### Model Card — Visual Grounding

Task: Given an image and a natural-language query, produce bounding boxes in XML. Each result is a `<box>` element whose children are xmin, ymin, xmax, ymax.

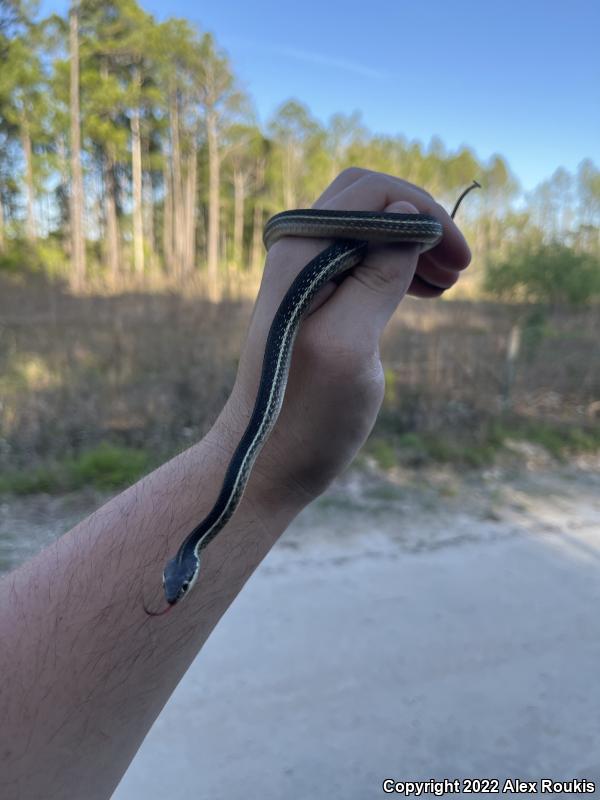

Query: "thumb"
<box><xmin>317</xmin><ymin>200</ymin><xmax>420</xmax><ymax>346</ymax></box>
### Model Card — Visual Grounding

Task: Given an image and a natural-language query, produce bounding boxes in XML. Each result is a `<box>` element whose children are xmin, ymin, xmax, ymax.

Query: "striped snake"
<box><xmin>145</xmin><ymin>181</ymin><xmax>480</xmax><ymax>615</ymax></box>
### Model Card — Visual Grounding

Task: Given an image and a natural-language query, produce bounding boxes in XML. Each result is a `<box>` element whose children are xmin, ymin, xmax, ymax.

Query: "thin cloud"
<box><xmin>226</xmin><ymin>34</ymin><xmax>386</xmax><ymax>80</ymax></box>
<box><xmin>272</xmin><ymin>44</ymin><xmax>387</xmax><ymax>80</ymax></box>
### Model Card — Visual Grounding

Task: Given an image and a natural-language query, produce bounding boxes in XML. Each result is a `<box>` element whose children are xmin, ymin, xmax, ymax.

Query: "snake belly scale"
<box><xmin>148</xmin><ymin>209</ymin><xmax>446</xmax><ymax>614</ymax></box>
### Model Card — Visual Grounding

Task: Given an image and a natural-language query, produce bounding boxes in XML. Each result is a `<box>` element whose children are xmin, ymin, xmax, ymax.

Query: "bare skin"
<box><xmin>0</xmin><ymin>168</ymin><xmax>471</xmax><ymax>800</ymax></box>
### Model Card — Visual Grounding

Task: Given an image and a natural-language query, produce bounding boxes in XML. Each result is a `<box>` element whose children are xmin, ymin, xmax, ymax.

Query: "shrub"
<box><xmin>485</xmin><ymin>242</ymin><xmax>600</xmax><ymax>306</ymax></box>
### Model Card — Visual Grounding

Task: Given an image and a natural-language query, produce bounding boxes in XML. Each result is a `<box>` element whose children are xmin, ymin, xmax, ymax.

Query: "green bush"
<box><xmin>366</xmin><ymin>418</ymin><xmax>600</xmax><ymax>472</ymax></box>
<box><xmin>0</xmin><ymin>466</ymin><xmax>62</xmax><ymax>495</ymax></box>
<box><xmin>485</xmin><ymin>242</ymin><xmax>600</xmax><ymax>306</ymax></box>
<box><xmin>368</xmin><ymin>439</ymin><xmax>397</xmax><ymax>470</ymax></box>
<box><xmin>65</xmin><ymin>443</ymin><xmax>152</xmax><ymax>489</ymax></box>
<box><xmin>0</xmin><ymin>238</ymin><xmax>68</xmax><ymax>278</ymax></box>
<box><xmin>0</xmin><ymin>443</ymin><xmax>153</xmax><ymax>495</ymax></box>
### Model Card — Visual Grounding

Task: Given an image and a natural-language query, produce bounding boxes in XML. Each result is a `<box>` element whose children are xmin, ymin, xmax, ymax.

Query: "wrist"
<box><xmin>209</xmin><ymin>393</ymin><xmax>312</xmax><ymax>539</ymax></box>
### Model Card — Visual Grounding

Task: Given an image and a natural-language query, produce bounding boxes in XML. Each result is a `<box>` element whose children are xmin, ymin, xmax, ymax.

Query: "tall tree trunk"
<box><xmin>20</xmin><ymin>122</ymin><xmax>36</xmax><ymax>241</ymax></box>
<box><xmin>183</xmin><ymin>140</ymin><xmax>197</xmax><ymax>275</ymax></box>
<box><xmin>251</xmin><ymin>201</ymin><xmax>264</xmax><ymax>275</ymax></box>
<box><xmin>283</xmin><ymin>140</ymin><xmax>296</xmax><ymax>209</ymax></box>
<box><xmin>232</xmin><ymin>167</ymin><xmax>245</xmax><ymax>268</ymax></box>
<box><xmin>69</xmin><ymin>1</ymin><xmax>85</xmax><ymax>289</ymax></box>
<box><xmin>0</xmin><ymin>191</ymin><xmax>5</xmax><ymax>252</ymax></box>
<box><xmin>162</xmin><ymin>155</ymin><xmax>174</xmax><ymax>274</ymax></box>
<box><xmin>103</xmin><ymin>150</ymin><xmax>120</xmax><ymax>281</ymax></box>
<box><xmin>130</xmin><ymin>66</ymin><xmax>144</xmax><ymax>275</ymax></box>
<box><xmin>251</xmin><ymin>156</ymin><xmax>266</xmax><ymax>274</ymax></box>
<box><xmin>56</xmin><ymin>135</ymin><xmax>70</xmax><ymax>251</ymax></box>
<box><xmin>99</xmin><ymin>61</ymin><xmax>120</xmax><ymax>280</ymax></box>
<box><xmin>206</xmin><ymin>109</ymin><xmax>220</xmax><ymax>297</ymax></box>
<box><xmin>142</xmin><ymin>137</ymin><xmax>155</xmax><ymax>268</ymax></box>
<box><xmin>220</xmin><ymin>220</ymin><xmax>227</xmax><ymax>268</ymax></box>
<box><xmin>170</xmin><ymin>90</ymin><xmax>183</xmax><ymax>278</ymax></box>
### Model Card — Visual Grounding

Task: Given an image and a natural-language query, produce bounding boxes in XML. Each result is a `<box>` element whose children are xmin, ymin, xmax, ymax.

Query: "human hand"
<box><xmin>222</xmin><ymin>168</ymin><xmax>472</xmax><ymax>512</ymax></box>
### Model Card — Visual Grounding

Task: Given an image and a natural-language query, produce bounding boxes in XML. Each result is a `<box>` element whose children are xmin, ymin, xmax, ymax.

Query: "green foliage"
<box><xmin>366</xmin><ymin>418</ymin><xmax>600</xmax><ymax>471</ymax></box>
<box><xmin>0</xmin><ymin>443</ymin><xmax>153</xmax><ymax>494</ymax></box>
<box><xmin>484</xmin><ymin>241</ymin><xmax>600</xmax><ymax>305</ymax></box>
<box><xmin>500</xmin><ymin>419</ymin><xmax>600</xmax><ymax>460</ymax></box>
<box><xmin>395</xmin><ymin>431</ymin><xmax>501</xmax><ymax>468</ymax></box>
<box><xmin>0</xmin><ymin>237</ymin><xmax>68</xmax><ymax>276</ymax></box>
<box><xmin>520</xmin><ymin>307</ymin><xmax>550</xmax><ymax>357</ymax></box>
<box><xmin>0</xmin><ymin>464</ymin><xmax>62</xmax><ymax>494</ymax></box>
<box><xmin>64</xmin><ymin>442</ymin><xmax>152</xmax><ymax>489</ymax></box>
<box><xmin>0</xmin><ymin>0</ymin><xmax>597</xmax><ymax>293</ymax></box>
<box><xmin>368</xmin><ymin>439</ymin><xmax>397</xmax><ymax>470</ymax></box>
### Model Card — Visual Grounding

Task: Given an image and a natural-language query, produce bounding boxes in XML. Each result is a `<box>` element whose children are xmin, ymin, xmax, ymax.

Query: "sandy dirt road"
<box><xmin>2</xmin><ymin>460</ymin><xmax>600</xmax><ymax>798</ymax></box>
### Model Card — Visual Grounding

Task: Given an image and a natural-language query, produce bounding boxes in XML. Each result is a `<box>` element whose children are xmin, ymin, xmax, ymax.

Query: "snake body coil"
<box><xmin>149</xmin><ymin>200</ymin><xmax>477</xmax><ymax>613</ymax></box>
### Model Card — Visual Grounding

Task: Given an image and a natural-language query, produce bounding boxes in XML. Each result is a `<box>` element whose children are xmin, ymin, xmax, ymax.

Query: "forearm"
<box><xmin>0</xmin><ymin>400</ymin><xmax>304</xmax><ymax>800</ymax></box>
<box><xmin>0</xmin><ymin>168</ymin><xmax>472</xmax><ymax>800</ymax></box>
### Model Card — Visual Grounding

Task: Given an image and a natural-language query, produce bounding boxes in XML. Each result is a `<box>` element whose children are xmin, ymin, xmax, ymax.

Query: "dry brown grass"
<box><xmin>380</xmin><ymin>300</ymin><xmax>600</xmax><ymax>432</ymax></box>
<box><xmin>1</xmin><ymin>272</ymin><xmax>598</xmax><ymax>470</ymax></box>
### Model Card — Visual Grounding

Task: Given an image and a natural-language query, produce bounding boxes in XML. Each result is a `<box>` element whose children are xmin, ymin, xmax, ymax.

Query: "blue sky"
<box><xmin>42</xmin><ymin>0</ymin><xmax>599</xmax><ymax>193</ymax></box>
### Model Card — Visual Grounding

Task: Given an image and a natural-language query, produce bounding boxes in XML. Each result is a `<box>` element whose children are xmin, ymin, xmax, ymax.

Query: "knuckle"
<box><xmin>358</xmin><ymin>171</ymin><xmax>384</xmax><ymax>190</ymax></box>
<box><xmin>419</xmin><ymin>185</ymin><xmax>435</xmax><ymax>203</ymax></box>
<box><xmin>393</xmin><ymin>176</ymin><xmax>434</xmax><ymax>203</ymax></box>
<box><xmin>333</xmin><ymin>352</ymin><xmax>385</xmax><ymax>399</ymax></box>
<box><xmin>337</xmin><ymin>166</ymin><xmax>367</xmax><ymax>183</ymax></box>
<box><xmin>434</xmin><ymin>198</ymin><xmax>451</xmax><ymax>219</ymax></box>
<box><xmin>294</xmin><ymin>328</ymin><xmax>372</xmax><ymax>374</ymax></box>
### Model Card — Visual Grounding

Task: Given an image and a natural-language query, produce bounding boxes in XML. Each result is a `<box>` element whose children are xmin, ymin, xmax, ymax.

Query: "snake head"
<box><xmin>162</xmin><ymin>551</ymin><xmax>200</xmax><ymax>605</ymax></box>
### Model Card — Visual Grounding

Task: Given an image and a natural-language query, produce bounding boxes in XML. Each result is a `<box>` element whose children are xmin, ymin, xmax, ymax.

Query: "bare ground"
<box><xmin>2</xmin><ymin>452</ymin><xmax>600</xmax><ymax>575</ymax></box>
<box><xmin>2</xmin><ymin>456</ymin><xmax>600</xmax><ymax>798</ymax></box>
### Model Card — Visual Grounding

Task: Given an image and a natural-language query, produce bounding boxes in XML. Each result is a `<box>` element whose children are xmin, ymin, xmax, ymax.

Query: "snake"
<box><xmin>144</xmin><ymin>181</ymin><xmax>480</xmax><ymax>616</ymax></box>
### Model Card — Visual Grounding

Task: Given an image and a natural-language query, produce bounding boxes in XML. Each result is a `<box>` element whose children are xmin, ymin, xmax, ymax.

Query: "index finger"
<box><xmin>314</xmin><ymin>168</ymin><xmax>472</xmax><ymax>270</ymax></box>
